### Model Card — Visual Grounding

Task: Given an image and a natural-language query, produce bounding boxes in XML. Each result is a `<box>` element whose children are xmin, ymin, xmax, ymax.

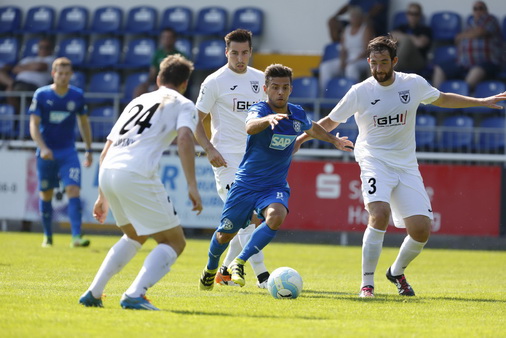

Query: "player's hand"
<box><xmin>188</xmin><ymin>185</ymin><xmax>203</xmax><ymax>215</ymax></box>
<box><xmin>292</xmin><ymin>138</ymin><xmax>303</xmax><ymax>154</ymax></box>
<box><xmin>269</xmin><ymin>114</ymin><xmax>289</xmax><ymax>129</ymax></box>
<box><xmin>93</xmin><ymin>197</ymin><xmax>109</xmax><ymax>223</ymax></box>
<box><xmin>483</xmin><ymin>91</ymin><xmax>506</xmax><ymax>109</ymax></box>
<box><xmin>333</xmin><ymin>135</ymin><xmax>354</xmax><ymax>152</ymax></box>
<box><xmin>206</xmin><ymin>147</ymin><xmax>227</xmax><ymax>168</ymax></box>
<box><xmin>40</xmin><ymin>147</ymin><xmax>54</xmax><ymax>160</ymax></box>
<box><xmin>83</xmin><ymin>151</ymin><xmax>92</xmax><ymax>168</ymax></box>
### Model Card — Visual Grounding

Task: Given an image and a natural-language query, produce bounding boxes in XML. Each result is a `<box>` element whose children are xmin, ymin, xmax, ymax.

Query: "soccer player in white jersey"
<box><xmin>296</xmin><ymin>35</ymin><xmax>506</xmax><ymax>298</ymax></box>
<box><xmin>79</xmin><ymin>55</ymin><xmax>203</xmax><ymax>310</ymax></box>
<box><xmin>195</xmin><ymin>29</ymin><xmax>270</xmax><ymax>288</ymax></box>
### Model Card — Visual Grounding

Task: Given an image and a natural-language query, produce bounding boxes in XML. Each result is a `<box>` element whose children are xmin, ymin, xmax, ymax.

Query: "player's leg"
<box><xmin>58</xmin><ymin>150</ymin><xmax>89</xmax><ymax>247</ymax></box>
<box><xmin>386</xmin><ymin>173</ymin><xmax>433</xmax><ymax>296</ymax></box>
<box><xmin>36</xmin><ymin>155</ymin><xmax>58</xmax><ymax>247</ymax></box>
<box><xmin>215</xmin><ymin>234</ymin><xmax>242</xmax><ymax>286</ymax></box>
<box><xmin>237</xmin><ymin>222</ymin><xmax>269</xmax><ymax>288</ymax></box>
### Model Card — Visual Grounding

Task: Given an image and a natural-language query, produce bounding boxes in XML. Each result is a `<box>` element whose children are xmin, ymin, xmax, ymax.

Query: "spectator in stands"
<box><xmin>134</xmin><ymin>28</ymin><xmax>186</xmax><ymax>97</ymax></box>
<box><xmin>391</xmin><ymin>3</ymin><xmax>432</xmax><ymax>73</ymax></box>
<box><xmin>432</xmin><ymin>1</ymin><xmax>502</xmax><ymax>91</ymax></box>
<box><xmin>6</xmin><ymin>38</ymin><xmax>56</xmax><ymax>114</ymax></box>
<box><xmin>29</xmin><ymin>57</ymin><xmax>92</xmax><ymax>248</ymax></box>
<box><xmin>320</xmin><ymin>6</ymin><xmax>374</xmax><ymax>91</ymax></box>
<box><xmin>327</xmin><ymin>0</ymin><xmax>389</xmax><ymax>42</ymax></box>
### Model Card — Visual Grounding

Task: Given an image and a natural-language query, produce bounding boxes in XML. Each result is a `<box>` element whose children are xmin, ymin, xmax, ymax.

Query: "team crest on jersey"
<box><xmin>250</xmin><ymin>81</ymin><xmax>260</xmax><ymax>93</ymax></box>
<box><xmin>67</xmin><ymin>101</ymin><xmax>76</xmax><ymax>111</ymax></box>
<box><xmin>399</xmin><ymin>90</ymin><xmax>410</xmax><ymax>104</ymax></box>
<box><xmin>293</xmin><ymin>120</ymin><xmax>301</xmax><ymax>133</ymax></box>
<box><xmin>222</xmin><ymin>218</ymin><xmax>233</xmax><ymax>230</ymax></box>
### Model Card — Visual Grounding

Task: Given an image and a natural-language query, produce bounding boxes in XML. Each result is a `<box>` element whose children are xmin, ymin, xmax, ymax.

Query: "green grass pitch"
<box><xmin>0</xmin><ymin>232</ymin><xmax>505</xmax><ymax>337</ymax></box>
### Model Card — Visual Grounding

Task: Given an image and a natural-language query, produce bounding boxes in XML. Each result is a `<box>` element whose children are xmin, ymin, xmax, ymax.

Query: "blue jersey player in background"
<box><xmin>199</xmin><ymin>64</ymin><xmax>354</xmax><ymax>289</ymax></box>
<box><xmin>29</xmin><ymin>57</ymin><xmax>93</xmax><ymax>248</ymax></box>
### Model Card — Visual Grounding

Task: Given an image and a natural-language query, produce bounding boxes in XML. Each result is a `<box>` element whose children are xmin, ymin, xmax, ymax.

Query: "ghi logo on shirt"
<box><xmin>270</xmin><ymin>134</ymin><xmax>296</xmax><ymax>150</ymax></box>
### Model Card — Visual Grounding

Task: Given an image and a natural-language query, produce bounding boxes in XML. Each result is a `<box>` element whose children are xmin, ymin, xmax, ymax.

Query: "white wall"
<box><xmin>4</xmin><ymin>0</ymin><xmax>506</xmax><ymax>54</ymax></box>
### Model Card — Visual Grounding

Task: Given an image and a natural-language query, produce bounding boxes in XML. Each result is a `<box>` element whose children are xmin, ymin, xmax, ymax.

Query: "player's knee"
<box><xmin>216</xmin><ymin>231</ymin><xmax>235</xmax><ymax>244</ymax></box>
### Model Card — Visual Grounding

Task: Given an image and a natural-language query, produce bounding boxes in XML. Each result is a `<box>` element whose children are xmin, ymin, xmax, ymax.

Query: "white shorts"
<box><xmin>99</xmin><ymin>168</ymin><xmax>180</xmax><ymax>236</ymax></box>
<box><xmin>212</xmin><ymin>153</ymin><xmax>243</xmax><ymax>202</ymax></box>
<box><xmin>359</xmin><ymin>157</ymin><xmax>433</xmax><ymax>228</ymax></box>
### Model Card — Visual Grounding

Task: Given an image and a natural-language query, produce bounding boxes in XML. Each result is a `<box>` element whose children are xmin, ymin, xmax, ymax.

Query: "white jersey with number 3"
<box><xmin>102</xmin><ymin>86</ymin><xmax>198</xmax><ymax>177</ymax></box>
<box><xmin>329</xmin><ymin>72</ymin><xmax>440</xmax><ymax>169</ymax></box>
<box><xmin>196</xmin><ymin>65</ymin><xmax>266</xmax><ymax>154</ymax></box>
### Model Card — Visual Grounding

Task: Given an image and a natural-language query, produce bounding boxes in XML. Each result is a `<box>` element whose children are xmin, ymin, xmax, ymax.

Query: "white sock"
<box><xmin>361</xmin><ymin>226</ymin><xmax>386</xmax><ymax>287</ymax></box>
<box><xmin>390</xmin><ymin>235</ymin><xmax>427</xmax><ymax>276</ymax></box>
<box><xmin>237</xmin><ymin>224</ymin><xmax>268</xmax><ymax>277</ymax></box>
<box><xmin>125</xmin><ymin>243</ymin><xmax>177</xmax><ymax>298</ymax></box>
<box><xmin>88</xmin><ymin>235</ymin><xmax>141</xmax><ymax>298</ymax></box>
<box><xmin>222</xmin><ymin>235</ymin><xmax>242</xmax><ymax>267</ymax></box>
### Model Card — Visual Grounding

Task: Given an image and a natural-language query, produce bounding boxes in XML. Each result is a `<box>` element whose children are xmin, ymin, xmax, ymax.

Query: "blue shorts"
<box><xmin>37</xmin><ymin>147</ymin><xmax>81</xmax><ymax>192</ymax></box>
<box><xmin>218</xmin><ymin>183</ymin><xmax>290</xmax><ymax>234</ymax></box>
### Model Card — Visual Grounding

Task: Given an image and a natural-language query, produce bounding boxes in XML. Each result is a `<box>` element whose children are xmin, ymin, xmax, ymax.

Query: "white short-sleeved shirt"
<box><xmin>196</xmin><ymin>65</ymin><xmax>266</xmax><ymax>154</ymax></box>
<box><xmin>329</xmin><ymin>72</ymin><xmax>440</xmax><ymax>169</ymax></box>
<box><xmin>102</xmin><ymin>86</ymin><xmax>198</xmax><ymax>177</ymax></box>
<box><xmin>16</xmin><ymin>55</ymin><xmax>56</xmax><ymax>87</ymax></box>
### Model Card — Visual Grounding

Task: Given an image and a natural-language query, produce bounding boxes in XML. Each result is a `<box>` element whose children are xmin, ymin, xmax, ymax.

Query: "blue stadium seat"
<box><xmin>477</xmin><ymin>117</ymin><xmax>505</xmax><ymax>152</ymax></box>
<box><xmin>0</xmin><ymin>6</ymin><xmax>22</xmax><ymax>34</ymax></box>
<box><xmin>87</xmin><ymin>6</ymin><xmax>123</xmax><ymax>34</ymax></box>
<box><xmin>21</xmin><ymin>6</ymin><xmax>55</xmax><ymax>34</ymax></box>
<box><xmin>123</xmin><ymin>6</ymin><xmax>158</xmax><ymax>35</ymax></box>
<box><xmin>465</xmin><ymin>81</ymin><xmax>506</xmax><ymax>114</ymax></box>
<box><xmin>55</xmin><ymin>6</ymin><xmax>89</xmax><ymax>34</ymax></box>
<box><xmin>122</xmin><ymin>72</ymin><xmax>149</xmax><ymax>105</ymax></box>
<box><xmin>0</xmin><ymin>103</ymin><xmax>16</xmax><ymax>137</ymax></box>
<box><xmin>428</xmin><ymin>80</ymin><xmax>469</xmax><ymax>113</ymax></box>
<box><xmin>89</xmin><ymin>106</ymin><xmax>116</xmax><ymax>141</ymax></box>
<box><xmin>175</xmin><ymin>38</ymin><xmax>193</xmax><ymax>60</ymax></box>
<box><xmin>432</xmin><ymin>45</ymin><xmax>457</xmax><ymax>67</ymax></box>
<box><xmin>86</xmin><ymin>71</ymin><xmax>121</xmax><ymax>104</ymax></box>
<box><xmin>503</xmin><ymin>16</ymin><xmax>506</xmax><ymax>40</ymax></box>
<box><xmin>0</xmin><ymin>37</ymin><xmax>18</xmax><ymax>67</ymax></box>
<box><xmin>70</xmin><ymin>71</ymin><xmax>86</xmax><ymax>89</ymax></box>
<box><xmin>57</xmin><ymin>38</ymin><xmax>87</xmax><ymax>68</ymax></box>
<box><xmin>230</xmin><ymin>7</ymin><xmax>264</xmax><ymax>35</ymax></box>
<box><xmin>392</xmin><ymin>10</ymin><xmax>426</xmax><ymax>30</ymax></box>
<box><xmin>291</xmin><ymin>77</ymin><xmax>319</xmax><ymax>109</ymax></box>
<box><xmin>160</xmin><ymin>6</ymin><xmax>193</xmax><ymax>35</ymax></box>
<box><xmin>193</xmin><ymin>39</ymin><xmax>226</xmax><ymax>70</ymax></box>
<box><xmin>116</xmin><ymin>38</ymin><xmax>156</xmax><ymax>69</ymax></box>
<box><xmin>321</xmin><ymin>76</ymin><xmax>354</xmax><ymax>108</ymax></box>
<box><xmin>193</xmin><ymin>7</ymin><xmax>228</xmax><ymax>36</ymax></box>
<box><xmin>334</xmin><ymin>115</ymin><xmax>359</xmax><ymax>144</ymax></box>
<box><xmin>86</xmin><ymin>38</ymin><xmax>121</xmax><ymax>68</ymax></box>
<box><xmin>430</xmin><ymin>11</ymin><xmax>462</xmax><ymax>43</ymax></box>
<box><xmin>312</xmin><ymin>42</ymin><xmax>340</xmax><ymax>78</ymax></box>
<box><xmin>439</xmin><ymin>115</ymin><xmax>474</xmax><ymax>151</ymax></box>
<box><xmin>22</xmin><ymin>37</ymin><xmax>41</xmax><ymax>58</ymax></box>
<box><xmin>415</xmin><ymin>114</ymin><xmax>437</xmax><ymax>149</ymax></box>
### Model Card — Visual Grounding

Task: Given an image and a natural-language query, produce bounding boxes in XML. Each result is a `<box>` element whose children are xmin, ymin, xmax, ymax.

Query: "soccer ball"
<box><xmin>267</xmin><ymin>267</ymin><xmax>303</xmax><ymax>299</ymax></box>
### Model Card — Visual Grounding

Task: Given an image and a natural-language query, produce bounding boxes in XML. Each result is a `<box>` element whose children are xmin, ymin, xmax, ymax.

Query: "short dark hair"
<box><xmin>224</xmin><ymin>29</ymin><xmax>253</xmax><ymax>49</ymax></box>
<box><xmin>158</xmin><ymin>54</ymin><xmax>194</xmax><ymax>87</ymax></box>
<box><xmin>264</xmin><ymin>64</ymin><xmax>293</xmax><ymax>86</ymax></box>
<box><xmin>367</xmin><ymin>35</ymin><xmax>398</xmax><ymax>59</ymax></box>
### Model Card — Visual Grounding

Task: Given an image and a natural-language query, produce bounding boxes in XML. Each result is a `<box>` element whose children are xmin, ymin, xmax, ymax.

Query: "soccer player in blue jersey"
<box><xmin>199</xmin><ymin>64</ymin><xmax>354</xmax><ymax>289</ymax></box>
<box><xmin>29</xmin><ymin>57</ymin><xmax>93</xmax><ymax>248</ymax></box>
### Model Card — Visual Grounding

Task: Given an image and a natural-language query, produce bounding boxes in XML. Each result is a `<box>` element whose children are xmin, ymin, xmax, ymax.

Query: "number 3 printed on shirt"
<box><xmin>367</xmin><ymin>177</ymin><xmax>377</xmax><ymax>194</ymax></box>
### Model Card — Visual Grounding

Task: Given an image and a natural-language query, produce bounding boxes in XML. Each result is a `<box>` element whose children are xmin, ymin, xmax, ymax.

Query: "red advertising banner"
<box><xmin>286</xmin><ymin>160</ymin><xmax>501</xmax><ymax>236</ymax></box>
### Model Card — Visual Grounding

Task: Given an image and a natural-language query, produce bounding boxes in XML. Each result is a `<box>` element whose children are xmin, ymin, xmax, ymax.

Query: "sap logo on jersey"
<box><xmin>49</xmin><ymin>111</ymin><xmax>70</xmax><ymax>123</ymax></box>
<box><xmin>270</xmin><ymin>134</ymin><xmax>296</xmax><ymax>150</ymax></box>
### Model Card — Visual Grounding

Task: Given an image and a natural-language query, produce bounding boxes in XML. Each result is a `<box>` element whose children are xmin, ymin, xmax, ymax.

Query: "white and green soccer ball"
<box><xmin>267</xmin><ymin>267</ymin><xmax>303</xmax><ymax>299</ymax></box>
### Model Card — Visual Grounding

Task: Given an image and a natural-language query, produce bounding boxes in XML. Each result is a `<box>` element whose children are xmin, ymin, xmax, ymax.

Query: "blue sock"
<box><xmin>238</xmin><ymin>222</ymin><xmax>277</xmax><ymax>262</ymax></box>
<box><xmin>68</xmin><ymin>197</ymin><xmax>82</xmax><ymax>237</ymax></box>
<box><xmin>40</xmin><ymin>200</ymin><xmax>53</xmax><ymax>237</ymax></box>
<box><xmin>207</xmin><ymin>231</ymin><xmax>229</xmax><ymax>270</ymax></box>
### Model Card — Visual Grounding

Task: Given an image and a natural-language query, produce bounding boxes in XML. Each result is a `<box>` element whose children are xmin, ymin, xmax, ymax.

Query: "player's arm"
<box><xmin>246</xmin><ymin>113</ymin><xmax>289</xmax><ymax>134</ymax></box>
<box><xmin>295</xmin><ymin>116</ymin><xmax>341</xmax><ymax>145</ymax></box>
<box><xmin>305</xmin><ymin>121</ymin><xmax>354</xmax><ymax>152</ymax></box>
<box><xmin>29</xmin><ymin>114</ymin><xmax>53</xmax><ymax>160</ymax></box>
<box><xmin>77</xmin><ymin>114</ymin><xmax>93</xmax><ymax>167</ymax></box>
<box><xmin>178</xmin><ymin>126</ymin><xmax>203</xmax><ymax>215</ymax></box>
<box><xmin>93</xmin><ymin>140</ymin><xmax>112</xmax><ymax>223</ymax></box>
<box><xmin>431</xmin><ymin>91</ymin><xmax>506</xmax><ymax>109</ymax></box>
<box><xmin>194</xmin><ymin>110</ymin><xmax>227</xmax><ymax>168</ymax></box>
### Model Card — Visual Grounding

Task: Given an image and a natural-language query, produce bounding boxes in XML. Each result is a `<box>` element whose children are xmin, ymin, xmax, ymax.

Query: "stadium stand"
<box><xmin>312</xmin><ymin>42</ymin><xmax>340</xmax><ymax>78</ymax></box>
<box><xmin>428</xmin><ymin>80</ymin><xmax>469</xmax><ymax>114</ymax></box>
<box><xmin>230</xmin><ymin>7</ymin><xmax>264</xmax><ymax>36</ymax></box>
<box><xmin>193</xmin><ymin>6</ymin><xmax>228</xmax><ymax>36</ymax></box>
<box><xmin>70</xmin><ymin>71</ymin><xmax>86</xmax><ymax>90</ymax></box>
<box><xmin>123</xmin><ymin>6</ymin><xmax>158</xmax><ymax>36</ymax></box>
<box><xmin>86</xmin><ymin>71</ymin><xmax>121</xmax><ymax>104</ymax></box>
<box><xmin>464</xmin><ymin>81</ymin><xmax>506</xmax><ymax>114</ymax></box>
<box><xmin>20</xmin><ymin>6</ymin><xmax>55</xmax><ymax>34</ymax></box>
<box><xmin>439</xmin><ymin>115</ymin><xmax>474</xmax><ymax>151</ymax></box>
<box><xmin>87</xmin><ymin>6</ymin><xmax>123</xmax><ymax>35</ymax></box>
<box><xmin>0</xmin><ymin>37</ymin><xmax>18</xmax><ymax>67</ymax></box>
<box><xmin>57</xmin><ymin>37</ymin><xmax>88</xmax><ymax>68</ymax></box>
<box><xmin>0</xmin><ymin>6</ymin><xmax>22</xmax><ymax>34</ymax></box>
<box><xmin>54</xmin><ymin>6</ymin><xmax>89</xmax><ymax>35</ymax></box>
<box><xmin>291</xmin><ymin>76</ymin><xmax>319</xmax><ymax>109</ymax></box>
<box><xmin>0</xmin><ymin>103</ymin><xmax>16</xmax><ymax>138</ymax></box>
<box><xmin>160</xmin><ymin>6</ymin><xmax>193</xmax><ymax>35</ymax></box>
<box><xmin>121</xmin><ymin>72</ymin><xmax>148</xmax><ymax>105</ymax></box>
<box><xmin>116</xmin><ymin>38</ymin><xmax>156</xmax><ymax>70</ymax></box>
<box><xmin>85</xmin><ymin>37</ymin><xmax>122</xmax><ymax>69</ymax></box>
<box><xmin>88</xmin><ymin>106</ymin><xmax>115</xmax><ymax>141</ymax></box>
<box><xmin>415</xmin><ymin>114</ymin><xmax>437</xmax><ymax>150</ymax></box>
<box><xmin>193</xmin><ymin>39</ymin><xmax>227</xmax><ymax>70</ymax></box>
<box><xmin>477</xmin><ymin>116</ymin><xmax>505</xmax><ymax>152</ymax></box>
<box><xmin>321</xmin><ymin>76</ymin><xmax>354</xmax><ymax>109</ymax></box>
<box><xmin>21</xmin><ymin>37</ymin><xmax>41</xmax><ymax>58</ymax></box>
<box><xmin>175</xmin><ymin>38</ymin><xmax>193</xmax><ymax>60</ymax></box>
<box><xmin>430</xmin><ymin>11</ymin><xmax>462</xmax><ymax>45</ymax></box>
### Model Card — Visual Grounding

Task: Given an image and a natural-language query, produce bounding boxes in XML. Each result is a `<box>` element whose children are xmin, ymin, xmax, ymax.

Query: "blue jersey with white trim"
<box><xmin>234</xmin><ymin>101</ymin><xmax>312</xmax><ymax>191</ymax></box>
<box><xmin>28</xmin><ymin>85</ymin><xmax>87</xmax><ymax>150</ymax></box>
